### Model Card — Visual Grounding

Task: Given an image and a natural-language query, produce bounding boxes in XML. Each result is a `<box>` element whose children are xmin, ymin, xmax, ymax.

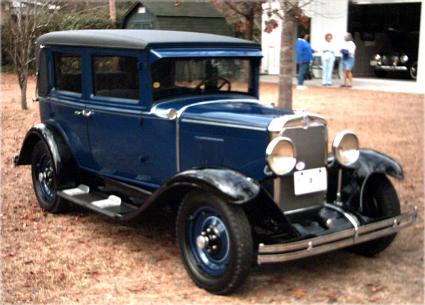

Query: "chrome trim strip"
<box><xmin>180</xmin><ymin>118</ymin><xmax>265</xmax><ymax>131</ymax></box>
<box><xmin>268</xmin><ymin>112</ymin><xmax>327</xmax><ymax>133</ymax></box>
<box><xmin>176</xmin><ymin>115</ymin><xmax>181</xmax><ymax>172</ymax></box>
<box><xmin>375</xmin><ymin>66</ymin><xmax>408</xmax><ymax>71</ymax></box>
<box><xmin>257</xmin><ymin>207</ymin><xmax>417</xmax><ymax>264</ymax></box>
<box><xmin>86</xmin><ymin>105</ymin><xmax>144</xmax><ymax>116</ymax></box>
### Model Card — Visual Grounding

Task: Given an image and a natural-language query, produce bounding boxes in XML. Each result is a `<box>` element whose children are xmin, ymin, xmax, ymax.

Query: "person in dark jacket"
<box><xmin>295</xmin><ymin>33</ymin><xmax>313</xmax><ymax>89</ymax></box>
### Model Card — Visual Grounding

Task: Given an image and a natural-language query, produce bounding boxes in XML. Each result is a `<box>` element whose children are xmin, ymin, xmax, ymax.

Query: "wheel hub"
<box><xmin>196</xmin><ymin>226</ymin><xmax>220</xmax><ymax>253</ymax></box>
<box><xmin>196</xmin><ymin>235</ymin><xmax>209</xmax><ymax>249</ymax></box>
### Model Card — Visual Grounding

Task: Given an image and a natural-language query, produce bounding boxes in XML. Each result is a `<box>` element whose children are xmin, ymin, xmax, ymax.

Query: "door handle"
<box><xmin>82</xmin><ymin>110</ymin><xmax>94</xmax><ymax>118</ymax></box>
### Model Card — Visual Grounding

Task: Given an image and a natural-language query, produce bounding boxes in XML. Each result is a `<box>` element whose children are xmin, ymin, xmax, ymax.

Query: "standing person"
<box><xmin>321</xmin><ymin>33</ymin><xmax>336</xmax><ymax>86</ymax></box>
<box><xmin>340</xmin><ymin>32</ymin><xmax>356</xmax><ymax>87</ymax></box>
<box><xmin>295</xmin><ymin>33</ymin><xmax>313</xmax><ymax>89</ymax></box>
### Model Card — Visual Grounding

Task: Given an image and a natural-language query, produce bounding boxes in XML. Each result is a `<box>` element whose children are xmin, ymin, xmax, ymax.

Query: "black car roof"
<box><xmin>37</xmin><ymin>30</ymin><xmax>260</xmax><ymax>50</ymax></box>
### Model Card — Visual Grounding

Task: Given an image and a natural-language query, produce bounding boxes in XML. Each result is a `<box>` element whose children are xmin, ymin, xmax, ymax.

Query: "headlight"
<box><xmin>392</xmin><ymin>56</ymin><xmax>399</xmax><ymax>66</ymax></box>
<box><xmin>266</xmin><ymin>137</ymin><xmax>296</xmax><ymax>175</ymax></box>
<box><xmin>374</xmin><ymin>54</ymin><xmax>381</xmax><ymax>61</ymax></box>
<box><xmin>332</xmin><ymin>130</ymin><xmax>360</xmax><ymax>166</ymax></box>
<box><xmin>400</xmin><ymin>54</ymin><xmax>409</xmax><ymax>63</ymax></box>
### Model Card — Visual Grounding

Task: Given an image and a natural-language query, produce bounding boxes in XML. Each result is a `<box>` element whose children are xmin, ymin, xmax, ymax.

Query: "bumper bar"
<box><xmin>258</xmin><ymin>207</ymin><xmax>417</xmax><ymax>264</ymax></box>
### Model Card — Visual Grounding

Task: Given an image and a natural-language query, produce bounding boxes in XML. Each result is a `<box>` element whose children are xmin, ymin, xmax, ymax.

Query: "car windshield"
<box><xmin>151</xmin><ymin>58</ymin><xmax>252</xmax><ymax>101</ymax></box>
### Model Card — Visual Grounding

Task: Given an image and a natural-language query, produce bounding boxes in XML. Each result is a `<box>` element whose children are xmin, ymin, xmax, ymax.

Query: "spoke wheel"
<box><xmin>176</xmin><ymin>191</ymin><xmax>253</xmax><ymax>294</ymax></box>
<box><xmin>31</xmin><ymin>141</ymin><xmax>67</xmax><ymax>213</ymax></box>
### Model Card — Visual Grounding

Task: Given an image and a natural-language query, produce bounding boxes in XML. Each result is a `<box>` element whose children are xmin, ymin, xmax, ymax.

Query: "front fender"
<box><xmin>163</xmin><ymin>168</ymin><xmax>260</xmax><ymax>204</ymax></box>
<box><xmin>14</xmin><ymin>123</ymin><xmax>78</xmax><ymax>189</ymax></box>
<box><xmin>327</xmin><ymin>148</ymin><xmax>403</xmax><ymax>208</ymax></box>
<box><xmin>121</xmin><ymin>168</ymin><xmax>262</xmax><ymax>222</ymax></box>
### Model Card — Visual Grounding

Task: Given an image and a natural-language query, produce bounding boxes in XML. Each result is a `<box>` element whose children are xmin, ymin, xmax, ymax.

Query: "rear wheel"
<box><xmin>31</xmin><ymin>141</ymin><xmax>68</xmax><ymax>213</ymax></box>
<box><xmin>176</xmin><ymin>191</ymin><xmax>253</xmax><ymax>294</ymax></box>
<box><xmin>350</xmin><ymin>175</ymin><xmax>400</xmax><ymax>256</ymax></box>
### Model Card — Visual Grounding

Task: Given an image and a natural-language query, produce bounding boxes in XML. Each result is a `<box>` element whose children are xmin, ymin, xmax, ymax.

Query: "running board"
<box><xmin>58</xmin><ymin>184</ymin><xmax>139</xmax><ymax>219</ymax></box>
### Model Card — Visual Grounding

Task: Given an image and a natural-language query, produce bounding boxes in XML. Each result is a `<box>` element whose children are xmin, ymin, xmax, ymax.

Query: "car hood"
<box><xmin>152</xmin><ymin>96</ymin><xmax>294</xmax><ymax>130</ymax></box>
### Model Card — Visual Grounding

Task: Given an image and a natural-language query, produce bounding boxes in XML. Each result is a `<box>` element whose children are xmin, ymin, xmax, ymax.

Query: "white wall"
<box><xmin>261</xmin><ymin>1</ymin><xmax>282</xmax><ymax>74</ymax></box>
<box><xmin>306</xmin><ymin>0</ymin><xmax>349</xmax><ymax>54</ymax></box>
<box><xmin>417</xmin><ymin>0</ymin><xmax>424</xmax><ymax>87</ymax></box>
<box><xmin>261</xmin><ymin>0</ymin><xmax>349</xmax><ymax>75</ymax></box>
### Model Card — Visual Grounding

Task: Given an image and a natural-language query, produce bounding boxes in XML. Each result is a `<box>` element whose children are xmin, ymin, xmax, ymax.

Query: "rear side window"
<box><xmin>53</xmin><ymin>52</ymin><xmax>82</xmax><ymax>94</ymax></box>
<box><xmin>92</xmin><ymin>56</ymin><xmax>139</xmax><ymax>101</ymax></box>
<box><xmin>37</xmin><ymin>49</ymin><xmax>48</xmax><ymax>97</ymax></box>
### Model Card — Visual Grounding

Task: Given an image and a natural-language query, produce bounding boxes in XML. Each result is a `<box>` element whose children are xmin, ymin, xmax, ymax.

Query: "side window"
<box><xmin>37</xmin><ymin>49</ymin><xmax>48</xmax><ymax>97</ymax></box>
<box><xmin>92</xmin><ymin>56</ymin><xmax>139</xmax><ymax>101</ymax></box>
<box><xmin>53</xmin><ymin>52</ymin><xmax>82</xmax><ymax>94</ymax></box>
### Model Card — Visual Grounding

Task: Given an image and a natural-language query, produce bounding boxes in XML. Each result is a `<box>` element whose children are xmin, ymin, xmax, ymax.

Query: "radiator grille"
<box><xmin>275</xmin><ymin>124</ymin><xmax>328</xmax><ymax>212</ymax></box>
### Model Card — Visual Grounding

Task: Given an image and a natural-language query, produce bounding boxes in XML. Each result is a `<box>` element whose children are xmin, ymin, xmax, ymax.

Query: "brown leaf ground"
<box><xmin>1</xmin><ymin>73</ymin><xmax>423</xmax><ymax>304</ymax></box>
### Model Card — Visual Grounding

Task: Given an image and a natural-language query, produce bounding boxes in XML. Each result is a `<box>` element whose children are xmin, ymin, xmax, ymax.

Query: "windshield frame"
<box><xmin>149</xmin><ymin>56</ymin><xmax>259</xmax><ymax>102</ymax></box>
<box><xmin>146</xmin><ymin>46</ymin><xmax>262</xmax><ymax>104</ymax></box>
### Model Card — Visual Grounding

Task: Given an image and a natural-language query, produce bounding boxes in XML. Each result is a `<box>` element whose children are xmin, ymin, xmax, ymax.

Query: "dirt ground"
<box><xmin>1</xmin><ymin>73</ymin><xmax>423</xmax><ymax>304</ymax></box>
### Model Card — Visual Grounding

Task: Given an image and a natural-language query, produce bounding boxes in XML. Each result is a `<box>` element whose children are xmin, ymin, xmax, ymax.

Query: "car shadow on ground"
<box><xmin>64</xmin><ymin>203</ymin><xmax>368</xmax><ymax>294</ymax></box>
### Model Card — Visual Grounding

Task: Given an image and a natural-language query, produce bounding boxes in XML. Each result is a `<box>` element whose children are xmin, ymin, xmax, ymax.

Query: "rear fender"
<box><xmin>14</xmin><ymin>123</ymin><xmax>78</xmax><ymax>189</ymax></box>
<box><xmin>327</xmin><ymin>149</ymin><xmax>403</xmax><ymax>209</ymax></box>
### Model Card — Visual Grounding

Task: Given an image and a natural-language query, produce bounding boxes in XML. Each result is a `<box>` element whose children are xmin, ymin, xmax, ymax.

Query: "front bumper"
<box><xmin>258</xmin><ymin>207</ymin><xmax>417</xmax><ymax>264</ymax></box>
<box><xmin>373</xmin><ymin>65</ymin><xmax>408</xmax><ymax>72</ymax></box>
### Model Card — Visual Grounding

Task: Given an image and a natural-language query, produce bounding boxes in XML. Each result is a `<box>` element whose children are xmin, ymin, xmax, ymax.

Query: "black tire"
<box><xmin>176</xmin><ymin>191</ymin><xmax>253</xmax><ymax>294</ymax></box>
<box><xmin>350</xmin><ymin>175</ymin><xmax>401</xmax><ymax>257</ymax></box>
<box><xmin>410</xmin><ymin>62</ymin><xmax>418</xmax><ymax>80</ymax></box>
<box><xmin>31</xmin><ymin>141</ymin><xmax>68</xmax><ymax>213</ymax></box>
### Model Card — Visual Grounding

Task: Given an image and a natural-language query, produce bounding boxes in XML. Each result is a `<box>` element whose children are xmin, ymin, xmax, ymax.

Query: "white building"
<box><xmin>261</xmin><ymin>0</ymin><xmax>424</xmax><ymax>87</ymax></box>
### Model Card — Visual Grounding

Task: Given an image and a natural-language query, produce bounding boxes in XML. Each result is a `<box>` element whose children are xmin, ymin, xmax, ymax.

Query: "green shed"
<box><xmin>122</xmin><ymin>0</ymin><xmax>234</xmax><ymax>37</ymax></box>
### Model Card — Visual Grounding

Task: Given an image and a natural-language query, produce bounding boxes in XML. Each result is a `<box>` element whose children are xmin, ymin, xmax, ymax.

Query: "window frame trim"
<box><xmin>51</xmin><ymin>50</ymin><xmax>84</xmax><ymax>97</ymax></box>
<box><xmin>87</xmin><ymin>49</ymin><xmax>143</xmax><ymax>107</ymax></box>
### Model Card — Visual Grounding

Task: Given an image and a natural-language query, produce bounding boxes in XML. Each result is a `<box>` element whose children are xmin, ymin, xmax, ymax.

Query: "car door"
<box><xmin>44</xmin><ymin>48</ymin><xmax>92</xmax><ymax>168</ymax></box>
<box><xmin>85</xmin><ymin>51</ymin><xmax>178</xmax><ymax>189</ymax></box>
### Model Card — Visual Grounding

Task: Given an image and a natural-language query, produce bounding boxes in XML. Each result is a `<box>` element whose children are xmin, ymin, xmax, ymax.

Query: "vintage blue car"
<box><xmin>15</xmin><ymin>30</ymin><xmax>416</xmax><ymax>294</ymax></box>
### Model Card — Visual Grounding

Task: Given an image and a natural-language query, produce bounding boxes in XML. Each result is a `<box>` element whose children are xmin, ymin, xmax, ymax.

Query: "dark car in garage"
<box><xmin>370</xmin><ymin>29</ymin><xmax>419</xmax><ymax>79</ymax></box>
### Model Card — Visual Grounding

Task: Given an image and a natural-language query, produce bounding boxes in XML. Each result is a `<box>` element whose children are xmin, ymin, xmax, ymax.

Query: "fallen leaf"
<box><xmin>127</xmin><ymin>285</ymin><xmax>146</xmax><ymax>293</ymax></box>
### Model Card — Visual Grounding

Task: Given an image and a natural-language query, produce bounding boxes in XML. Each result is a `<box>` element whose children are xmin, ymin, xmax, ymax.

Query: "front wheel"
<box><xmin>410</xmin><ymin>62</ymin><xmax>418</xmax><ymax>80</ymax></box>
<box><xmin>176</xmin><ymin>191</ymin><xmax>253</xmax><ymax>294</ymax></box>
<box><xmin>350</xmin><ymin>175</ymin><xmax>401</xmax><ymax>256</ymax></box>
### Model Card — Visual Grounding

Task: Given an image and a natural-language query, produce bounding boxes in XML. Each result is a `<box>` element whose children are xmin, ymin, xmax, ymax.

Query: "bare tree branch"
<box><xmin>4</xmin><ymin>0</ymin><xmax>61</xmax><ymax>110</ymax></box>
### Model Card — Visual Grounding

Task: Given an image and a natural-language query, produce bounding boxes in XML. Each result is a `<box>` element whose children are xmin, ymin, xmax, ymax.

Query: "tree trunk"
<box><xmin>277</xmin><ymin>2</ymin><xmax>297</xmax><ymax>109</ymax></box>
<box><xmin>20</xmin><ymin>78</ymin><xmax>28</xmax><ymax>110</ymax></box>
<box><xmin>109</xmin><ymin>0</ymin><xmax>117</xmax><ymax>24</ymax></box>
